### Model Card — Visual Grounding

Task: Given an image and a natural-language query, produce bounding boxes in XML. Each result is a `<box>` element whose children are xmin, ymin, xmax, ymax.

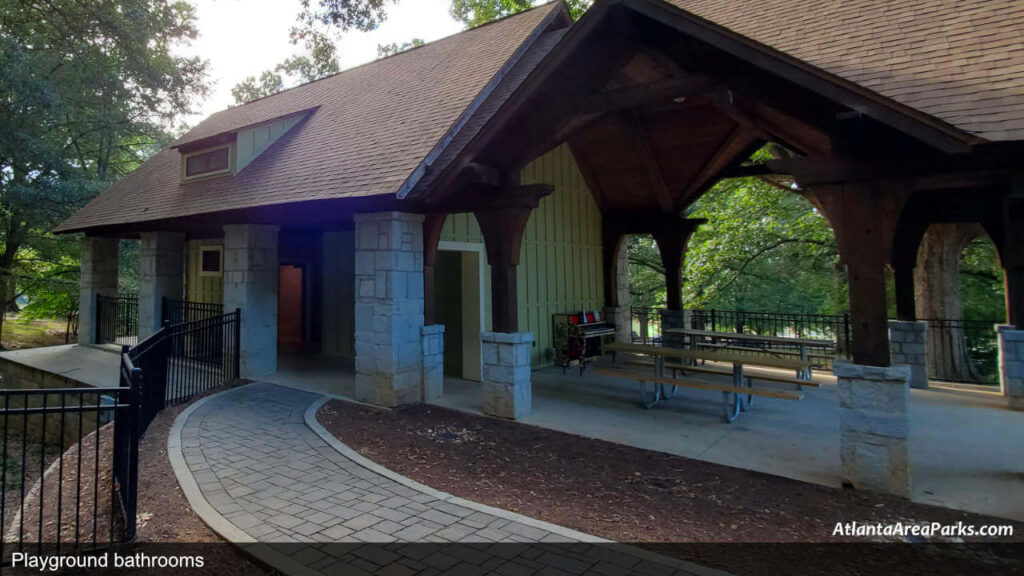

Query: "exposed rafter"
<box><xmin>680</xmin><ymin>124</ymin><xmax>760</xmax><ymax>207</ymax></box>
<box><xmin>577</xmin><ymin>76</ymin><xmax>719</xmax><ymax>115</ymax></box>
<box><xmin>622</xmin><ymin>112</ymin><xmax>675</xmax><ymax>214</ymax></box>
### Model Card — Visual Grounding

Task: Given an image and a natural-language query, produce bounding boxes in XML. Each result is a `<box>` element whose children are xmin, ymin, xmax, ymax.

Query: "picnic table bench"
<box><xmin>600</xmin><ymin>342</ymin><xmax>810</xmax><ymax>422</ymax></box>
<box><xmin>664</xmin><ymin>328</ymin><xmax>834</xmax><ymax>379</ymax></box>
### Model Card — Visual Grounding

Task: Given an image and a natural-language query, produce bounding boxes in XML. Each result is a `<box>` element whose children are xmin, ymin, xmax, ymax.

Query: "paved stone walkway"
<box><xmin>176</xmin><ymin>383</ymin><xmax>717</xmax><ymax>576</ymax></box>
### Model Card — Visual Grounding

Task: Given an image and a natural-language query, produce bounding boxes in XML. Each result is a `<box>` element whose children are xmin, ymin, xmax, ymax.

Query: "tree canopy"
<box><xmin>0</xmin><ymin>0</ymin><xmax>208</xmax><ymax>336</ymax></box>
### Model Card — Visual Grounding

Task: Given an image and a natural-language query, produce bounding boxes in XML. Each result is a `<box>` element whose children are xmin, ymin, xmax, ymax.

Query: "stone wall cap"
<box><xmin>887</xmin><ymin>320</ymin><xmax>927</xmax><ymax>330</ymax></box>
<box><xmin>421</xmin><ymin>324</ymin><xmax>445</xmax><ymax>335</ymax></box>
<box><xmin>833</xmin><ymin>361</ymin><xmax>911</xmax><ymax>381</ymax></box>
<box><xmin>480</xmin><ymin>331</ymin><xmax>534</xmax><ymax>344</ymax></box>
<box><xmin>354</xmin><ymin>211</ymin><xmax>426</xmax><ymax>223</ymax></box>
<box><xmin>995</xmin><ymin>324</ymin><xmax>1023</xmax><ymax>334</ymax></box>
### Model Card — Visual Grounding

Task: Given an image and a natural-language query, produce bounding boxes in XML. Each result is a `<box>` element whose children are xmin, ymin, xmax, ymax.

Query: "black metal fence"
<box><xmin>127</xmin><ymin>309</ymin><xmax>241</xmax><ymax>431</ymax></box>
<box><xmin>2</xmin><ymin>308</ymin><xmax>240</xmax><ymax>565</ymax></box>
<box><xmin>0</xmin><ymin>384</ymin><xmax>139</xmax><ymax>564</ymax></box>
<box><xmin>924</xmin><ymin>318</ymin><xmax>1000</xmax><ymax>385</ymax></box>
<box><xmin>161</xmin><ymin>298</ymin><xmax>222</xmax><ymax>326</ymax></box>
<box><xmin>96</xmin><ymin>294</ymin><xmax>138</xmax><ymax>347</ymax></box>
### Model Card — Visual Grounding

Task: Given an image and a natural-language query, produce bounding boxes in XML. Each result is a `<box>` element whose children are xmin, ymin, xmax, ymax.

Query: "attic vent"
<box><xmin>184</xmin><ymin>145</ymin><xmax>233</xmax><ymax>179</ymax></box>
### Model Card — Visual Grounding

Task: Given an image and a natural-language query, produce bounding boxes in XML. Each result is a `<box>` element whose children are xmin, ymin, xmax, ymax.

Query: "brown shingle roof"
<box><xmin>666</xmin><ymin>0</ymin><xmax>1024</xmax><ymax>141</ymax></box>
<box><xmin>55</xmin><ymin>3</ymin><xmax>563</xmax><ymax>233</ymax></box>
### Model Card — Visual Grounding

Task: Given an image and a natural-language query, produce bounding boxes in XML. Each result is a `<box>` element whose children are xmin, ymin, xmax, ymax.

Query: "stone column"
<box><xmin>78</xmin><ymin>237</ymin><xmax>119</xmax><ymax>345</ymax></box>
<box><xmin>605</xmin><ymin>236</ymin><xmax>632</xmax><ymax>343</ymax></box>
<box><xmin>138</xmin><ymin>232</ymin><xmax>185</xmax><ymax>340</ymax></box>
<box><xmin>888</xmin><ymin>320</ymin><xmax>928</xmax><ymax>389</ymax></box>
<box><xmin>481</xmin><ymin>331</ymin><xmax>533</xmax><ymax>419</ymax></box>
<box><xmin>660</xmin><ymin>309</ymin><xmax>690</xmax><ymax>350</ymax></box>
<box><xmin>223</xmin><ymin>224</ymin><xmax>279</xmax><ymax>378</ymax></box>
<box><xmin>835</xmin><ymin>361</ymin><xmax>911</xmax><ymax>497</ymax></box>
<box><xmin>998</xmin><ymin>325</ymin><xmax>1024</xmax><ymax>411</ymax></box>
<box><xmin>353</xmin><ymin>212</ymin><xmax>425</xmax><ymax>407</ymax></box>
<box><xmin>421</xmin><ymin>325</ymin><xmax>445</xmax><ymax>402</ymax></box>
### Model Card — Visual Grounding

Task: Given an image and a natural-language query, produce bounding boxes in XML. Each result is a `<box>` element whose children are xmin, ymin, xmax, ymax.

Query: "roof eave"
<box><xmin>395</xmin><ymin>2</ymin><xmax>574</xmax><ymax>200</ymax></box>
<box><xmin>622</xmin><ymin>0</ymin><xmax>982</xmax><ymax>154</ymax></box>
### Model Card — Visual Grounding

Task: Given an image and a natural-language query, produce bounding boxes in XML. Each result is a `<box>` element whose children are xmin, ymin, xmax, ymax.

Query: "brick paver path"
<box><xmin>178</xmin><ymin>383</ymin><xmax>714</xmax><ymax>575</ymax></box>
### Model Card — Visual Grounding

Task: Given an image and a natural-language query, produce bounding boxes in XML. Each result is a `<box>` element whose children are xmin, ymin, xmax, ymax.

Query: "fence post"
<box><xmin>710</xmin><ymin>309</ymin><xmax>717</xmax><ymax>332</ymax></box>
<box><xmin>95</xmin><ymin>293</ymin><xmax>102</xmax><ymax>343</ymax></box>
<box><xmin>234</xmin><ymin>308</ymin><xmax>242</xmax><ymax>379</ymax></box>
<box><xmin>843</xmin><ymin>313</ymin><xmax>852</xmax><ymax>358</ymax></box>
<box><xmin>125</xmin><ymin>366</ymin><xmax>141</xmax><ymax>540</ymax></box>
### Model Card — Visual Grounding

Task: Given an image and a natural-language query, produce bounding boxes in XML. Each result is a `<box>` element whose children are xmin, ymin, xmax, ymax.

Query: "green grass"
<box><xmin>0</xmin><ymin>314</ymin><xmax>70</xmax><ymax>350</ymax></box>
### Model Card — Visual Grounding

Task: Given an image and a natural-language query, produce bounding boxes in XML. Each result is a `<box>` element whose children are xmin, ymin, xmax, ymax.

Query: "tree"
<box><xmin>377</xmin><ymin>38</ymin><xmax>425</xmax><ymax>58</ymax></box>
<box><xmin>232</xmin><ymin>31</ymin><xmax>341</xmax><ymax>104</ymax></box>
<box><xmin>450</xmin><ymin>0</ymin><xmax>591</xmax><ymax>26</ymax></box>
<box><xmin>0</xmin><ymin>0</ymin><xmax>208</xmax><ymax>343</ymax></box>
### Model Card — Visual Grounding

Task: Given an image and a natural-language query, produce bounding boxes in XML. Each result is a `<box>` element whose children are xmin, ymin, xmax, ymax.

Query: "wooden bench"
<box><xmin>595</xmin><ymin>367</ymin><xmax>802</xmax><ymax>422</ymax></box>
<box><xmin>603</xmin><ymin>341</ymin><xmax>810</xmax><ymax>371</ymax></box>
<box><xmin>664</xmin><ymin>362</ymin><xmax>821</xmax><ymax>389</ymax></box>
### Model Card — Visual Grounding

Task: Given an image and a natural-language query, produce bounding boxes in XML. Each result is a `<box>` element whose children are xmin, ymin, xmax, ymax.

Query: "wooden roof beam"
<box><xmin>680</xmin><ymin>124</ymin><xmax>761</xmax><ymax>208</ymax></box>
<box><xmin>577</xmin><ymin>76</ymin><xmax>720</xmax><ymax>115</ymax></box>
<box><xmin>623</xmin><ymin>111</ymin><xmax>675</xmax><ymax>213</ymax></box>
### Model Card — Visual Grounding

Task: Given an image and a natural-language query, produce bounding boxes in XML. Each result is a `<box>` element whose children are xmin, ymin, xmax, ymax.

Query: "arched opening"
<box><xmin>915</xmin><ymin>224</ymin><xmax>1005</xmax><ymax>384</ymax></box>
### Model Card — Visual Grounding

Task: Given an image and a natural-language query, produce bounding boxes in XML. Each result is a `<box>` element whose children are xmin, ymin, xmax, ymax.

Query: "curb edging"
<box><xmin>305</xmin><ymin>396</ymin><xmax>733</xmax><ymax>576</ymax></box>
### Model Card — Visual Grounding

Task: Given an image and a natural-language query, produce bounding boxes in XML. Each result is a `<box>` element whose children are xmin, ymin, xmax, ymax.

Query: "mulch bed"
<box><xmin>319</xmin><ymin>400</ymin><xmax>1023</xmax><ymax>576</ymax></box>
<box><xmin>4</xmin><ymin>384</ymin><xmax>269</xmax><ymax>575</ymax></box>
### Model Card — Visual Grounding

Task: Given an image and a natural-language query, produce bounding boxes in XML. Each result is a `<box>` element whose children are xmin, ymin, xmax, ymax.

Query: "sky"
<box><xmin>179</xmin><ymin>0</ymin><xmax>465</xmax><ymax>123</ymax></box>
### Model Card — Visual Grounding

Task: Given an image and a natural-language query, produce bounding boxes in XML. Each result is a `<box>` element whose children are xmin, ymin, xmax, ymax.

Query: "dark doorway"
<box><xmin>278</xmin><ymin>264</ymin><xmax>304</xmax><ymax>350</ymax></box>
<box><xmin>434</xmin><ymin>252</ymin><xmax>463</xmax><ymax>377</ymax></box>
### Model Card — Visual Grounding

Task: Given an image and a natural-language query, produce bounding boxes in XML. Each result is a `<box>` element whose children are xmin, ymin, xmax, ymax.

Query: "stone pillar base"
<box><xmin>422</xmin><ymin>325</ymin><xmax>445</xmax><ymax>402</ymax></box>
<box><xmin>835</xmin><ymin>361</ymin><xmax>911</xmax><ymax>497</ymax></box>
<box><xmin>481</xmin><ymin>332</ymin><xmax>533</xmax><ymax>419</ymax></box>
<box><xmin>888</xmin><ymin>320</ymin><xmax>928</xmax><ymax>389</ymax></box>
<box><xmin>605</xmin><ymin>306</ymin><xmax>631</xmax><ymax>343</ymax></box>
<box><xmin>998</xmin><ymin>325</ymin><xmax>1024</xmax><ymax>411</ymax></box>
<box><xmin>659</xmin><ymin>309</ymin><xmax>690</xmax><ymax>349</ymax></box>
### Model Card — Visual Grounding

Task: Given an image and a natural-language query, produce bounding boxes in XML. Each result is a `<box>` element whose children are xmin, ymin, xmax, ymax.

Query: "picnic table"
<box><xmin>664</xmin><ymin>328</ymin><xmax>833</xmax><ymax>379</ymax></box>
<box><xmin>598</xmin><ymin>342</ymin><xmax>810</xmax><ymax>422</ymax></box>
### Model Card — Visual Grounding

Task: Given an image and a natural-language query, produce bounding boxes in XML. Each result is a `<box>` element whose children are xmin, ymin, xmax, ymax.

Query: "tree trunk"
<box><xmin>914</xmin><ymin>223</ymin><xmax>984</xmax><ymax>381</ymax></box>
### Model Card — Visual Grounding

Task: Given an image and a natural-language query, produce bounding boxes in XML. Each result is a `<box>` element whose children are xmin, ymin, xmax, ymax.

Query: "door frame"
<box><xmin>278</xmin><ymin>262</ymin><xmax>306</xmax><ymax>347</ymax></box>
<box><xmin>437</xmin><ymin>241</ymin><xmax>486</xmax><ymax>381</ymax></box>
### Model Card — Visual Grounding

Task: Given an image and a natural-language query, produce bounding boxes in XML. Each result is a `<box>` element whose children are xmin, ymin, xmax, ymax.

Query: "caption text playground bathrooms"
<box><xmin>11</xmin><ymin>552</ymin><xmax>205</xmax><ymax>571</ymax></box>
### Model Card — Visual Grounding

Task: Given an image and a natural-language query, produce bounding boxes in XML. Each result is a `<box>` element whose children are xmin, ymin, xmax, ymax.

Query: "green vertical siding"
<box><xmin>438</xmin><ymin>143</ymin><xmax>604</xmax><ymax>367</ymax></box>
<box><xmin>322</xmin><ymin>229</ymin><xmax>355</xmax><ymax>360</ymax></box>
<box><xmin>185</xmin><ymin>239</ymin><xmax>224</xmax><ymax>305</ymax></box>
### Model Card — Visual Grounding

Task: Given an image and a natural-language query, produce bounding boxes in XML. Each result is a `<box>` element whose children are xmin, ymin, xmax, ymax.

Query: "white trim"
<box><xmin>438</xmin><ymin>241</ymin><xmax>487</xmax><ymax>380</ymax></box>
<box><xmin>182</xmin><ymin>143</ymin><xmax>235</xmax><ymax>181</ymax></box>
<box><xmin>198</xmin><ymin>245</ymin><xmax>223</xmax><ymax>277</ymax></box>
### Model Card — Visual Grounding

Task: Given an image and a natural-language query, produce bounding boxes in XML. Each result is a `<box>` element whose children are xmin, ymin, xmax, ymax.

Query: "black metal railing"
<box><xmin>923</xmin><ymin>318</ymin><xmax>1001</xmax><ymax>385</ymax></box>
<box><xmin>0</xmin><ymin>384</ymin><xmax>139</xmax><ymax>564</ymax></box>
<box><xmin>96</xmin><ymin>294</ymin><xmax>138</xmax><ymax>347</ymax></box>
<box><xmin>126</xmin><ymin>309</ymin><xmax>241</xmax><ymax>433</ymax></box>
<box><xmin>161</xmin><ymin>298</ymin><xmax>222</xmax><ymax>326</ymax></box>
<box><xmin>2</xmin><ymin>309</ymin><xmax>240</xmax><ymax>564</ymax></box>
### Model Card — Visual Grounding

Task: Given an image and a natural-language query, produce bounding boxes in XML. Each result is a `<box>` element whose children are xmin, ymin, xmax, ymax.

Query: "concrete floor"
<box><xmin>0</xmin><ymin>344</ymin><xmax>120</xmax><ymax>387</ymax></box>
<box><xmin>9</xmin><ymin>346</ymin><xmax>1020</xmax><ymax>522</ymax></box>
<box><xmin>432</xmin><ymin>365</ymin><xmax>1024</xmax><ymax>523</ymax></box>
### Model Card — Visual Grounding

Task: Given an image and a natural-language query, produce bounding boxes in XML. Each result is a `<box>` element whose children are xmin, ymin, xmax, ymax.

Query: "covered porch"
<box><xmin>58</xmin><ymin>0</ymin><xmax>1024</xmax><ymax>504</ymax></box>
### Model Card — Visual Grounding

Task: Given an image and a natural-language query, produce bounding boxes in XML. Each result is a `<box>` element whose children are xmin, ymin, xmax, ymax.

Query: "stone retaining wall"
<box><xmin>0</xmin><ymin>358</ymin><xmax>100</xmax><ymax>450</ymax></box>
